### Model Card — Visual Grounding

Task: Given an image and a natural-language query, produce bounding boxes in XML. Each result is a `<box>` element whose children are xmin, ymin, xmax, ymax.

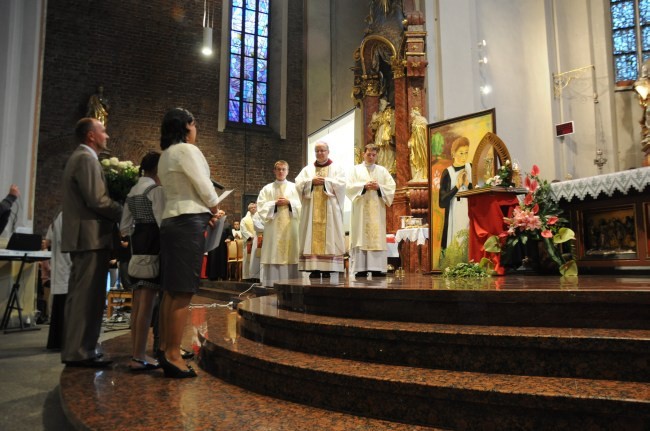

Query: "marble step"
<box><xmin>274</xmin><ymin>279</ymin><xmax>650</xmax><ymax>329</ymax></box>
<box><xmin>60</xmin><ymin>333</ymin><xmax>443</xmax><ymax>431</ymax></box>
<box><xmin>199</xmin><ymin>310</ymin><xmax>650</xmax><ymax>430</ymax></box>
<box><xmin>238</xmin><ymin>295</ymin><xmax>650</xmax><ymax>382</ymax></box>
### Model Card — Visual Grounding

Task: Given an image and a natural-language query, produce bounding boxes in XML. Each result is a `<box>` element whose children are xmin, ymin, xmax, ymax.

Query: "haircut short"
<box><xmin>274</xmin><ymin>160</ymin><xmax>289</xmax><ymax>169</ymax></box>
<box><xmin>451</xmin><ymin>136</ymin><xmax>470</xmax><ymax>155</ymax></box>
<box><xmin>75</xmin><ymin>118</ymin><xmax>97</xmax><ymax>144</ymax></box>
<box><xmin>364</xmin><ymin>143</ymin><xmax>379</xmax><ymax>153</ymax></box>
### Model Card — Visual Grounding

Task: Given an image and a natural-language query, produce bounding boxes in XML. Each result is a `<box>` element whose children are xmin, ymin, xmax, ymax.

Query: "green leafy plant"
<box><xmin>484</xmin><ymin>165</ymin><xmax>577</xmax><ymax>276</ymax></box>
<box><xmin>442</xmin><ymin>261</ymin><xmax>490</xmax><ymax>278</ymax></box>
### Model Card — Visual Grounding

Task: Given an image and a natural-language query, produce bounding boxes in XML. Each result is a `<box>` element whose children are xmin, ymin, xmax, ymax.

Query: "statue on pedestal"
<box><xmin>86</xmin><ymin>85</ymin><xmax>110</xmax><ymax>126</ymax></box>
<box><xmin>369</xmin><ymin>98</ymin><xmax>396</xmax><ymax>174</ymax></box>
<box><xmin>407</xmin><ymin>107</ymin><xmax>428</xmax><ymax>181</ymax></box>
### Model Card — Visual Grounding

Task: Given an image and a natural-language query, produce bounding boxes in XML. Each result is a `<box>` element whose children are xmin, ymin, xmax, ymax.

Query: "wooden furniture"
<box><xmin>227</xmin><ymin>239</ymin><xmax>244</xmax><ymax>281</ymax></box>
<box><xmin>551</xmin><ymin>167</ymin><xmax>650</xmax><ymax>270</ymax></box>
<box><xmin>106</xmin><ymin>290</ymin><xmax>132</xmax><ymax>319</ymax></box>
<box><xmin>395</xmin><ymin>228</ymin><xmax>430</xmax><ymax>273</ymax></box>
<box><xmin>457</xmin><ymin>187</ymin><xmax>528</xmax><ymax>274</ymax></box>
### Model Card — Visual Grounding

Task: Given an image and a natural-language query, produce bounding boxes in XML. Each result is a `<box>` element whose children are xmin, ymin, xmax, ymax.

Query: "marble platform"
<box><xmin>60</xmin><ymin>274</ymin><xmax>650</xmax><ymax>430</ymax></box>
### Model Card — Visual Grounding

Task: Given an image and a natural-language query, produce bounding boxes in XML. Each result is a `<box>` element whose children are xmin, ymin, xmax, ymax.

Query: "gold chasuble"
<box><xmin>310</xmin><ymin>165</ymin><xmax>329</xmax><ymax>255</ymax></box>
<box><xmin>296</xmin><ymin>160</ymin><xmax>347</xmax><ymax>273</ymax></box>
<box><xmin>362</xmin><ymin>166</ymin><xmax>384</xmax><ymax>250</ymax></box>
<box><xmin>274</xmin><ymin>183</ymin><xmax>293</xmax><ymax>264</ymax></box>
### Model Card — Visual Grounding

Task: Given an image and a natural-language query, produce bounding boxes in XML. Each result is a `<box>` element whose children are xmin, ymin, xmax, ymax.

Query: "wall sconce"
<box><xmin>202</xmin><ymin>0</ymin><xmax>215</xmax><ymax>57</ymax></box>
<box><xmin>633</xmin><ymin>59</ymin><xmax>650</xmax><ymax>165</ymax></box>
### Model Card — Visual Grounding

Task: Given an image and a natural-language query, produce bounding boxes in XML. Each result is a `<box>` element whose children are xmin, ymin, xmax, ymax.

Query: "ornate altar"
<box><xmin>351</xmin><ymin>0</ymin><xmax>428</xmax><ymax>234</ymax></box>
<box><xmin>550</xmin><ymin>167</ymin><xmax>650</xmax><ymax>269</ymax></box>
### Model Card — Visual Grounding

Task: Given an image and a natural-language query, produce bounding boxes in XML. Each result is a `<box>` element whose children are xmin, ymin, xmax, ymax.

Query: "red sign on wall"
<box><xmin>555</xmin><ymin>121</ymin><xmax>575</xmax><ymax>137</ymax></box>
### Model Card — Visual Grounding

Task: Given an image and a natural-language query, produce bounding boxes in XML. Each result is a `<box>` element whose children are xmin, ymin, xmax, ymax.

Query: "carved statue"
<box><xmin>407</xmin><ymin>107</ymin><xmax>428</xmax><ymax>181</ymax></box>
<box><xmin>369</xmin><ymin>98</ymin><xmax>396</xmax><ymax>174</ymax></box>
<box><xmin>86</xmin><ymin>85</ymin><xmax>110</xmax><ymax>125</ymax></box>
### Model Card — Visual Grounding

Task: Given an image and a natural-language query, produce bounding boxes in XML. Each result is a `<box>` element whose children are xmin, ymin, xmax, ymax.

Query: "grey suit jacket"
<box><xmin>61</xmin><ymin>146</ymin><xmax>123</xmax><ymax>252</ymax></box>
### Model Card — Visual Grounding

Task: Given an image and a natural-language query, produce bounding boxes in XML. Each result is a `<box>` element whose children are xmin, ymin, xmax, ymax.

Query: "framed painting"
<box><xmin>428</xmin><ymin>108</ymin><xmax>496</xmax><ymax>271</ymax></box>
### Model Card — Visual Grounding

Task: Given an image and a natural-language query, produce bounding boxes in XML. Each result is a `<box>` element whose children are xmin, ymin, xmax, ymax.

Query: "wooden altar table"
<box><xmin>457</xmin><ymin>187</ymin><xmax>528</xmax><ymax>275</ymax></box>
<box><xmin>550</xmin><ymin>167</ymin><xmax>650</xmax><ymax>269</ymax></box>
<box><xmin>395</xmin><ymin>227</ymin><xmax>430</xmax><ymax>273</ymax></box>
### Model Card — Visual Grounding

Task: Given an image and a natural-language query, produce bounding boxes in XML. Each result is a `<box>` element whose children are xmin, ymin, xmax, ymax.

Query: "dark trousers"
<box><xmin>47</xmin><ymin>293</ymin><xmax>67</xmax><ymax>350</ymax></box>
<box><xmin>61</xmin><ymin>249</ymin><xmax>110</xmax><ymax>362</ymax></box>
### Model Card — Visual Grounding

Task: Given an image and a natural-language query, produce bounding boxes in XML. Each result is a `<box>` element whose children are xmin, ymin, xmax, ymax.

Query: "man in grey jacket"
<box><xmin>61</xmin><ymin>117</ymin><xmax>122</xmax><ymax>367</ymax></box>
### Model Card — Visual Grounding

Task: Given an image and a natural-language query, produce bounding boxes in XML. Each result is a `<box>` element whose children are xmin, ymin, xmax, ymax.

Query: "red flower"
<box><xmin>531</xmin><ymin>165</ymin><xmax>540</xmax><ymax>176</ymax></box>
<box><xmin>524</xmin><ymin>193</ymin><xmax>534</xmax><ymax>206</ymax></box>
<box><xmin>547</xmin><ymin>216</ymin><xmax>558</xmax><ymax>225</ymax></box>
<box><xmin>541</xmin><ymin>229</ymin><xmax>553</xmax><ymax>238</ymax></box>
<box><xmin>531</xmin><ymin>203</ymin><xmax>539</xmax><ymax>214</ymax></box>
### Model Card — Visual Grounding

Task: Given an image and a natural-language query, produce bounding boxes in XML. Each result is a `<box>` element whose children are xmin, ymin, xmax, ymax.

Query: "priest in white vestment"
<box><xmin>257</xmin><ymin>161</ymin><xmax>301</xmax><ymax>287</ymax></box>
<box><xmin>240</xmin><ymin>201</ymin><xmax>261</xmax><ymax>281</ymax></box>
<box><xmin>347</xmin><ymin>144</ymin><xmax>396</xmax><ymax>278</ymax></box>
<box><xmin>295</xmin><ymin>141</ymin><xmax>346</xmax><ymax>278</ymax></box>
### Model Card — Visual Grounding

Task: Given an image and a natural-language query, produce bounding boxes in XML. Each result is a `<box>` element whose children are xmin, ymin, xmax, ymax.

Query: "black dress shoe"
<box><xmin>129</xmin><ymin>357</ymin><xmax>161</xmax><ymax>371</ymax></box>
<box><xmin>180</xmin><ymin>347</ymin><xmax>194</xmax><ymax>360</ymax></box>
<box><xmin>64</xmin><ymin>357</ymin><xmax>113</xmax><ymax>368</ymax></box>
<box><xmin>371</xmin><ymin>271</ymin><xmax>387</xmax><ymax>277</ymax></box>
<box><xmin>308</xmin><ymin>271</ymin><xmax>321</xmax><ymax>279</ymax></box>
<box><xmin>355</xmin><ymin>272</ymin><xmax>368</xmax><ymax>278</ymax></box>
<box><xmin>159</xmin><ymin>354</ymin><xmax>197</xmax><ymax>379</ymax></box>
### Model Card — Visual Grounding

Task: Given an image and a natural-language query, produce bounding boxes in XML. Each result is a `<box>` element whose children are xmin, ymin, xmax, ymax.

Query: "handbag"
<box><xmin>128</xmin><ymin>254</ymin><xmax>159</xmax><ymax>279</ymax></box>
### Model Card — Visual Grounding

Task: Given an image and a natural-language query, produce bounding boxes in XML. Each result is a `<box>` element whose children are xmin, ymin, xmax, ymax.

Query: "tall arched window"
<box><xmin>228</xmin><ymin>0</ymin><xmax>269</xmax><ymax>125</ymax></box>
<box><xmin>610</xmin><ymin>0</ymin><xmax>650</xmax><ymax>84</ymax></box>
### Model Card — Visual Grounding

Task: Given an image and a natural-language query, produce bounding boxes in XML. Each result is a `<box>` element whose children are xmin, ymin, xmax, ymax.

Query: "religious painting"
<box><xmin>427</xmin><ymin>108</ymin><xmax>496</xmax><ymax>271</ymax></box>
<box><xmin>581</xmin><ymin>205</ymin><xmax>637</xmax><ymax>259</ymax></box>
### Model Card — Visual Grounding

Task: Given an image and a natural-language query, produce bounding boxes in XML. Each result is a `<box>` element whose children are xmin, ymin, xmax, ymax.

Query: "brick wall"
<box><xmin>35</xmin><ymin>0</ymin><xmax>305</xmax><ymax>234</ymax></box>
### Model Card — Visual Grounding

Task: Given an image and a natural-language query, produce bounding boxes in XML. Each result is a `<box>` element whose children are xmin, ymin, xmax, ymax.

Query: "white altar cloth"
<box><xmin>395</xmin><ymin>228</ymin><xmax>429</xmax><ymax>246</ymax></box>
<box><xmin>550</xmin><ymin>167</ymin><xmax>650</xmax><ymax>202</ymax></box>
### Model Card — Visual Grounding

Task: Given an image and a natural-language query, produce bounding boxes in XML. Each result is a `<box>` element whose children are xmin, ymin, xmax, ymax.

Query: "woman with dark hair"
<box><xmin>120</xmin><ymin>151</ymin><xmax>164</xmax><ymax>371</ymax></box>
<box><xmin>157</xmin><ymin>108</ymin><xmax>220</xmax><ymax>378</ymax></box>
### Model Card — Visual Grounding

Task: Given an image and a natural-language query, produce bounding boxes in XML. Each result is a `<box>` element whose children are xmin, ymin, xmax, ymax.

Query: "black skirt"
<box><xmin>160</xmin><ymin>213</ymin><xmax>210</xmax><ymax>294</ymax></box>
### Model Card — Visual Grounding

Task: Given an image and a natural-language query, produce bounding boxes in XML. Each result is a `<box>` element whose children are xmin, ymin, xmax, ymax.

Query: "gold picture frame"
<box><xmin>427</xmin><ymin>108</ymin><xmax>496</xmax><ymax>271</ymax></box>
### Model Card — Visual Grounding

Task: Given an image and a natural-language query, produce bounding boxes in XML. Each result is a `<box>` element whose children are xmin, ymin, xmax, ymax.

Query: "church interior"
<box><xmin>0</xmin><ymin>0</ymin><xmax>649</xmax><ymax>429</ymax></box>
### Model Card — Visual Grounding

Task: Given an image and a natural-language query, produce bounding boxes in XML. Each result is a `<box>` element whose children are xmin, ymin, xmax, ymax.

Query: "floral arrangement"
<box><xmin>484</xmin><ymin>165</ymin><xmax>577</xmax><ymax>276</ymax></box>
<box><xmin>101</xmin><ymin>157</ymin><xmax>139</xmax><ymax>202</ymax></box>
<box><xmin>484</xmin><ymin>159</ymin><xmax>524</xmax><ymax>188</ymax></box>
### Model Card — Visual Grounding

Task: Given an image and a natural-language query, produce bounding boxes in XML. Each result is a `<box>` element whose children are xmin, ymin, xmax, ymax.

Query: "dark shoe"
<box><xmin>355</xmin><ymin>272</ymin><xmax>368</xmax><ymax>278</ymax></box>
<box><xmin>159</xmin><ymin>354</ymin><xmax>197</xmax><ymax>379</ymax></box>
<box><xmin>65</xmin><ymin>357</ymin><xmax>113</xmax><ymax>368</ymax></box>
<box><xmin>308</xmin><ymin>271</ymin><xmax>320</xmax><ymax>279</ymax></box>
<box><xmin>180</xmin><ymin>347</ymin><xmax>195</xmax><ymax>360</ymax></box>
<box><xmin>321</xmin><ymin>272</ymin><xmax>330</xmax><ymax>278</ymax></box>
<box><xmin>155</xmin><ymin>349</ymin><xmax>164</xmax><ymax>361</ymax></box>
<box><xmin>129</xmin><ymin>357</ymin><xmax>160</xmax><ymax>371</ymax></box>
<box><xmin>371</xmin><ymin>271</ymin><xmax>387</xmax><ymax>277</ymax></box>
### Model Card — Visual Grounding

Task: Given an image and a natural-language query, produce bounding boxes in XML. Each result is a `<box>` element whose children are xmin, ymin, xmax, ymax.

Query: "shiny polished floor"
<box><xmin>59</xmin><ymin>273</ymin><xmax>650</xmax><ymax>430</ymax></box>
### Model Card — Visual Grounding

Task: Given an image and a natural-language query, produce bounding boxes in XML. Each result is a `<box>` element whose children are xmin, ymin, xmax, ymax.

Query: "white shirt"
<box><xmin>120</xmin><ymin>176</ymin><xmax>166</xmax><ymax>235</ymax></box>
<box><xmin>158</xmin><ymin>143</ymin><xmax>218</xmax><ymax>219</ymax></box>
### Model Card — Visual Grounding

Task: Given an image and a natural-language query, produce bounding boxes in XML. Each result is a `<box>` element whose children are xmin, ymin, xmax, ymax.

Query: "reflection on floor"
<box><xmin>61</xmin><ymin>274</ymin><xmax>650</xmax><ymax>430</ymax></box>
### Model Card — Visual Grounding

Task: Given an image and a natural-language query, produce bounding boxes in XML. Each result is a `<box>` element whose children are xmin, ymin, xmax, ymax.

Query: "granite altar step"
<box><xmin>274</xmin><ymin>277</ymin><xmax>650</xmax><ymax>329</ymax></box>
<box><xmin>238</xmin><ymin>295</ymin><xmax>650</xmax><ymax>382</ymax></box>
<box><xmin>199</xmin><ymin>279</ymin><xmax>272</xmax><ymax>304</ymax></box>
<box><xmin>198</xmin><ymin>306</ymin><xmax>650</xmax><ymax>430</ymax></box>
<box><xmin>59</xmin><ymin>332</ymin><xmax>443</xmax><ymax>431</ymax></box>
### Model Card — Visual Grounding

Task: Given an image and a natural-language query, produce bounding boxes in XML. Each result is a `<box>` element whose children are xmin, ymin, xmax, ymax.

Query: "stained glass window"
<box><xmin>610</xmin><ymin>0</ymin><xmax>650</xmax><ymax>84</ymax></box>
<box><xmin>228</xmin><ymin>0</ymin><xmax>269</xmax><ymax>125</ymax></box>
